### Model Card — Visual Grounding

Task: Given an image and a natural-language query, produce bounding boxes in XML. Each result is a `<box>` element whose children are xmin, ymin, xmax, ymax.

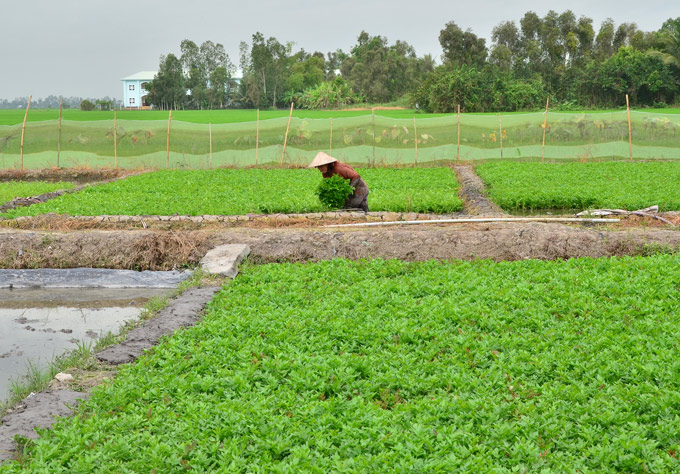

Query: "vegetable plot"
<box><xmin>0</xmin><ymin>181</ymin><xmax>74</xmax><ymax>205</ymax></box>
<box><xmin>476</xmin><ymin>161</ymin><xmax>680</xmax><ymax>211</ymax></box>
<box><xmin>4</xmin><ymin>256</ymin><xmax>679</xmax><ymax>472</ymax></box>
<box><xmin>1</xmin><ymin>168</ymin><xmax>461</xmax><ymax>217</ymax></box>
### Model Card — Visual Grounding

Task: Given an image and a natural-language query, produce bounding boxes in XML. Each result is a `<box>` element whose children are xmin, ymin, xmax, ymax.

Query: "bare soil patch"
<box><xmin>1</xmin><ymin>224</ymin><xmax>679</xmax><ymax>270</ymax></box>
<box><xmin>454</xmin><ymin>164</ymin><xmax>506</xmax><ymax>216</ymax></box>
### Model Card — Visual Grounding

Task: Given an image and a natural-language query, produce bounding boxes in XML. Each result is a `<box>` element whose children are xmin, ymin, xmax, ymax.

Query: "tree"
<box><xmin>146</xmin><ymin>54</ymin><xmax>186</xmax><ymax>110</ymax></box>
<box><xmin>648</xmin><ymin>17</ymin><xmax>680</xmax><ymax>68</ymax></box>
<box><xmin>439</xmin><ymin>22</ymin><xmax>487</xmax><ymax>67</ymax></box>
<box><xmin>80</xmin><ymin>99</ymin><xmax>95</xmax><ymax>111</ymax></box>
<box><xmin>340</xmin><ymin>31</ymin><xmax>431</xmax><ymax>103</ymax></box>
<box><xmin>180</xmin><ymin>39</ymin><xmax>233</xmax><ymax>109</ymax></box>
<box><xmin>239</xmin><ymin>32</ymin><xmax>291</xmax><ymax>108</ymax></box>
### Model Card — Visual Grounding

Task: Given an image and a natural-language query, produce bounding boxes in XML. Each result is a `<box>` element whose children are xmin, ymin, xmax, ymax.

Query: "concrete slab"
<box><xmin>199</xmin><ymin>244</ymin><xmax>250</xmax><ymax>278</ymax></box>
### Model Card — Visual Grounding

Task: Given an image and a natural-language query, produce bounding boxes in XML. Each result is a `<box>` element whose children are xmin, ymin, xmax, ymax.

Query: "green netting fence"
<box><xmin>1</xmin><ymin>111</ymin><xmax>679</xmax><ymax>169</ymax></box>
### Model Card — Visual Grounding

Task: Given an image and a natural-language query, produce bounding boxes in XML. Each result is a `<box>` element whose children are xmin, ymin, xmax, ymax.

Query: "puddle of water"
<box><xmin>0</xmin><ymin>287</ymin><xmax>170</xmax><ymax>404</ymax></box>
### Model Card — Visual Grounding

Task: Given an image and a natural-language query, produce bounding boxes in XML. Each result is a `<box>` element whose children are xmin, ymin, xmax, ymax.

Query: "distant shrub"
<box><xmin>80</xmin><ymin>99</ymin><xmax>95</xmax><ymax>111</ymax></box>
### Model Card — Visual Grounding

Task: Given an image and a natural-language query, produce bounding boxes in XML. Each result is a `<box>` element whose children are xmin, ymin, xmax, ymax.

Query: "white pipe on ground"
<box><xmin>324</xmin><ymin>217</ymin><xmax>620</xmax><ymax>228</ymax></box>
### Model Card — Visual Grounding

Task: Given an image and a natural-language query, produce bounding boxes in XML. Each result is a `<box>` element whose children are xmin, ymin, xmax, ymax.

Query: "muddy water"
<box><xmin>0</xmin><ymin>287</ymin><xmax>171</xmax><ymax>404</ymax></box>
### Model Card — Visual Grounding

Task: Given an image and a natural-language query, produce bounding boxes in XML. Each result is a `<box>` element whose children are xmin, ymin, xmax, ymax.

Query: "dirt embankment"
<box><xmin>1</xmin><ymin>224</ymin><xmax>679</xmax><ymax>270</ymax></box>
<box><xmin>0</xmin><ymin>169</ymin><xmax>131</xmax><ymax>184</ymax></box>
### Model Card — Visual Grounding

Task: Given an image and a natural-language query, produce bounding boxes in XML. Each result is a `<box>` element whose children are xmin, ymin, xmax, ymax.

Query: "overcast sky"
<box><xmin>1</xmin><ymin>0</ymin><xmax>677</xmax><ymax>101</ymax></box>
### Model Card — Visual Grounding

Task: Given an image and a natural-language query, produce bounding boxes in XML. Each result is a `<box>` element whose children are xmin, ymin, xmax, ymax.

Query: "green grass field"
<box><xmin>0</xmin><ymin>181</ymin><xmax>74</xmax><ymax>205</ymax></box>
<box><xmin>1</xmin><ymin>168</ymin><xmax>462</xmax><ymax>217</ymax></box>
<box><xmin>2</xmin><ymin>107</ymin><xmax>680</xmax><ymax>126</ymax></box>
<box><xmin>2</xmin><ymin>256</ymin><xmax>679</xmax><ymax>472</ymax></box>
<box><xmin>476</xmin><ymin>161</ymin><xmax>680</xmax><ymax>211</ymax></box>
<box><xmin>0</xmin><ymin>109</ymin><xmax>430</xmax><ymax>126</ymax></box>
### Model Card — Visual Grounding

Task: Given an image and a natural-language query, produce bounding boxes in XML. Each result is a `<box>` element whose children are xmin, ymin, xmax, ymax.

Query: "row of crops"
<box><xmin>2</xmin><ymin>162</ymin><xmax>680</xmax><ymax>217</ymax></box>
<box><xmin>2</xmin><ymin>111</ymin><xmax>680</xmax><ymax>169</ymax></box>
<box><xmin>2</xmin><ymin>257</ymin><xmax>679</xmax><ymax>472</ymax></box>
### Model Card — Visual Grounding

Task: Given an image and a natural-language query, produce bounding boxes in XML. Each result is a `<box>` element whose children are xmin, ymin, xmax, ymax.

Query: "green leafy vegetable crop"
<box><xmin>316</xmin><ymin>174</ymin><xmax>354</xmax><ymax>209</ymax></box>
<box><xmin>1</xmin><ymin>168</ymin><xmax>461</xmax><ymax>217</ymax></box>
<box><xmin>0</xmin><ymin>181</ymin><xmax>74</xmax><ymax>205</ymax></box>
<box><xmin>476</xmin><ymin>161</ymin><xmax>680</xmax><ymax>211</ymax></box>
<box><xmin>3</xmin><ymin>256</ymin><xmax>679</xmax><ymax>472</ymax></box>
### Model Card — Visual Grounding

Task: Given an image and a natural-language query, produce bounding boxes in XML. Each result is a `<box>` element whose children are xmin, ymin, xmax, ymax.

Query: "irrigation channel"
<box><xmin>0</xmin><ymin>268</ymin><xmax>191</xmax><ymax>404</ymax></box>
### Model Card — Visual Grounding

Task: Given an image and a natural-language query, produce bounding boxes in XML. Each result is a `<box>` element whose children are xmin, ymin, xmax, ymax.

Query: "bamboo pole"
<box><xmin>324</xmin><ymin>217</ymin><xmax>620</xmax><ymax>228</ymax></box>
<box><xmin>413</xmin><ymin>117</ymin><xmax>418</xmax><ymax>166</ymax></box>
<box><xmin>499</xmin><ymin>113</ymin><xmax>503</xmax><ymax>160</ymax></box>
<box><xmin>209</xmin><ymin>122</ymin><xmax>213</xmax><ymax>168</ymax></box>
<box><xmin>456</xmin><ymin>104</ymin><xmax>461</xmax><ymax>164</ymax></box>
<box><xmin>541</xmin><ymin>97</ymin><xmax>550</xmax><ymax>162</ymax></box>
<box><xmin>626</xmin><ymin>94</ymin><xmax>633</xmax><ymax>162</ymax></box>
<box><xmin>57</xmin><ymin>98</ymin><xmax>63</xmax><ymax>168</ymax></box>
<box><xmin>371</xmin><ymin>107</ymin><xmax>376</xmax><ymax>167</ymax></box>
<box><xmin>20</xmin><ymin>95</ymin><xmax>32</xmax><ymax>171</ymax></box>
<box><xmin>329</xmin><ymin>117</ymin><xmax>333</xmax><ymax>154</ymax></box>
<box><xmin>166</xmin><ymin>109</ymin><xmax>172</xmax><ymax>168</ymax></box>
<box><xmin>113</xmin><ymin>111</ymin><xmax>117</xmax><ymax>169</ymax></box>
<box><xmin>280</xmin><ymin>102</ymin><xmax>294</xmax><ymax>166</ymax></box>
<box><xmin>255</xmin><ymin>109</ymin><xmax>260</xmax><ymax>166</ymax></box>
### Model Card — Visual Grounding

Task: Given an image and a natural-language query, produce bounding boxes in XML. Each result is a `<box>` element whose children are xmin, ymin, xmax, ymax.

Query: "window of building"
<box><xmin>129</xmin><ymin>84</ymin><xmax>135</xmax><ymax>91</ymax></box>
<box><xmin>129</xmin><ymin>98</ymin><xmax>135</xmax><ymax>104</ymax></box>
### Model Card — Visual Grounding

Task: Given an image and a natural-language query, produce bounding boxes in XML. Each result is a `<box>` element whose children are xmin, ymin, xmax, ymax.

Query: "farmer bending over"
<box><xmin>308</xmin><ymin>152</ymin><xmax>369</xmax><ymax>212</ymax></box>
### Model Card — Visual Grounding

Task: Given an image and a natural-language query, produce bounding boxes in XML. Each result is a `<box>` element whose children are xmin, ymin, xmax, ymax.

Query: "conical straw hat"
<box><xmin>307</xmin><ymin>151</ymin><xmax>338</xmax><ymax>168</ymax></box>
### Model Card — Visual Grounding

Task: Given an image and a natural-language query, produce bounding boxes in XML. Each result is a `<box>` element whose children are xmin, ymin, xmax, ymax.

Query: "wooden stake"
<box><xmin>280</xmin><ymin>102</ymin><xmax>294</xmax><ymax>166</ymax></box>
<box><xmin>371</xmin><ymin>108</ymin><xmax>376</xmax><ymax>166</ymax></box>
<box><xmin>456</xmin><ymin>104</ymin><xmax>461</xmax><ymax>164</ymax></box>
<box><xmin>626</xmin><ymin>94</ymin><xmax>633</xmax><ymax>162</ymax></box>
<box><xmin>113</xmin><ymin>111</ymin><xmax>117</xmax><ymax>169</ymax></box>
<box><xmin>329</xmin><ymin>117</ymin><xmax>333</xmax><ymax>154</ymax></box>
<box><xmin>499</xmin><ymin>113</ymin><xmax>503</xmax><ymax>160</ymax></box>
<box><xmin>57</xmin><ymin>98</ymin><xmax>63</xmax><ymax>168</ymax></box>
<box><xmin>166</xmin><ymin>109</ymin><xmax>172</xmax><ymax>169</ymax></box>
<box><xmin>209</xmin><ymin>122</ymin><xmax>213</xmax><ymax>168</ymax></box>
<box><xmin>413</xmin><ymin>117</ymin><xmax>418</xmax><ymax>166</ymax></box>
<box><xmin>541</xmin><ymin>97</ymin><xmax>550</xmax><ymax>162</ymax></box>
<box><xmin>20</xmin><ymin>95</ymin><xmax>32</xmax><ymax>171</ymax></box>
<box><xmin>255</xmin><ymin>109</ymin><xmax>260</xmax><ymax>165</ymax></box>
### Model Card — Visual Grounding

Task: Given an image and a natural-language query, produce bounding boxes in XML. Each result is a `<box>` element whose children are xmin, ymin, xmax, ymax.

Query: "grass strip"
<box><xmin>2</xmin><ymin>256</ymin><xmax>679</xmax><ymax>472</ymax></box>
<box><xmin>476</xmin><ymin>161</ymin><xmax>680</xmax><ymax>211</ymax></box>
<box><xmin>1</xmin><ymin>168</ymin><xmax>462</xmax><ymax>217</ymax></box>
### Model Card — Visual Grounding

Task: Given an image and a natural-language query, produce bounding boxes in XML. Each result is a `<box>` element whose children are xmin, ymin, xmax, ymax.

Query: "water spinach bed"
<box><xmin>0</xmin><ymin>181</ymin><xmax>74</xmax><ymax>206</ymax></box>
<box><xmin>475</xmin><ymin>161</ymin><xmax>680</xmax><ymax>212</ymax></box>
<box><xmin>1</xmin><ymin>168</ymin><xmax>462</xmax><ymax>217</ymax></box>
<box><xmin>3</xmin><ymin>256</ymin><xmax>679</xmax><ymax>472</ymax></box>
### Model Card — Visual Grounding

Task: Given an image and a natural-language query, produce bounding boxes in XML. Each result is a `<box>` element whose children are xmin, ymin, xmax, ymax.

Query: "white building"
<box><xmin>121</xmin><ymin>71</ymin><xmax>156</xmax><ymax>109</ymax></box>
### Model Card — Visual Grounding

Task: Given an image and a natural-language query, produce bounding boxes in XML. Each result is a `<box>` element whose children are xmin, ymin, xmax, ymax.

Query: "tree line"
<box><xmin>146</xmin><ymin>12</ymin><xmax>679</xmax><ymax>112</ymax></box>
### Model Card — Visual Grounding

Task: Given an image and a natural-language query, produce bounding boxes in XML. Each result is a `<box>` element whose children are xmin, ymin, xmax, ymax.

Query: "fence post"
<box><xmin>413</xmin><ymin>117</ymin><xmax>418</xmax><ymax>166</ymax></box>
<box><xmin>166</xmin><ymin>109</ymin><xmax>172</xmax><ymax>169</ymax></box>
<box><xmin>57</xmin><ymin>98</ymin><xmax>62</xmax><ymax>168</ymax></box>
<box><xmin>541</xmin><ymin>97</ymin><xmax>550</xmax><ymax>163</ymax></box>
<box><xmin>209</xmin><ymin>122</ymin><xmax>213</xmax><ymax>169</ymax></box>
<box><xmin>329</xmin><ymin>117</ymin><xmax>333</xmax><ymax>154</ymax></box>
<box><xmin>114</xmin><ymin>111</ymin><xmax>117</xmax><ymax>169</ymax></box>
<box><xmin>626</xmin><ymin>94</ymin><xmax>633</xmax><ymax>162</ymax></box>
<box><xmin>499</xmin><ymin>113</ymin><xmax>503</xmax><ymax>160</ymax></box>
<box><xmin>371</xmin><ymin>108</ymin><xmax>376</xmax><ymax>167</ymax></box>
<box><xmin>20</xmin><ymin>95</ymin><xmax>32</xmax><ymax>171</ymax></box>
<box><xmin>456</xmin><ymin>104</ymin><xmax>461</xmax><ymax>164</ymax></box>
<box><xmin>281</xmin><ymin>102</ymin><xmax>294</xmax><ymax>167</ymax></box>
<box><xmin>255</xmin><ymin>109</ymin><xmax>260</xmax><ymax>166</ymax></box>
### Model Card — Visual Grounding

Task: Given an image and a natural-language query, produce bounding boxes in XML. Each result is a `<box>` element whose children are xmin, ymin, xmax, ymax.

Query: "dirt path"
<box><xmin>454</xmin><ymin>164</ymin><xmax>506</xmax><ymax>216</ymax></box>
